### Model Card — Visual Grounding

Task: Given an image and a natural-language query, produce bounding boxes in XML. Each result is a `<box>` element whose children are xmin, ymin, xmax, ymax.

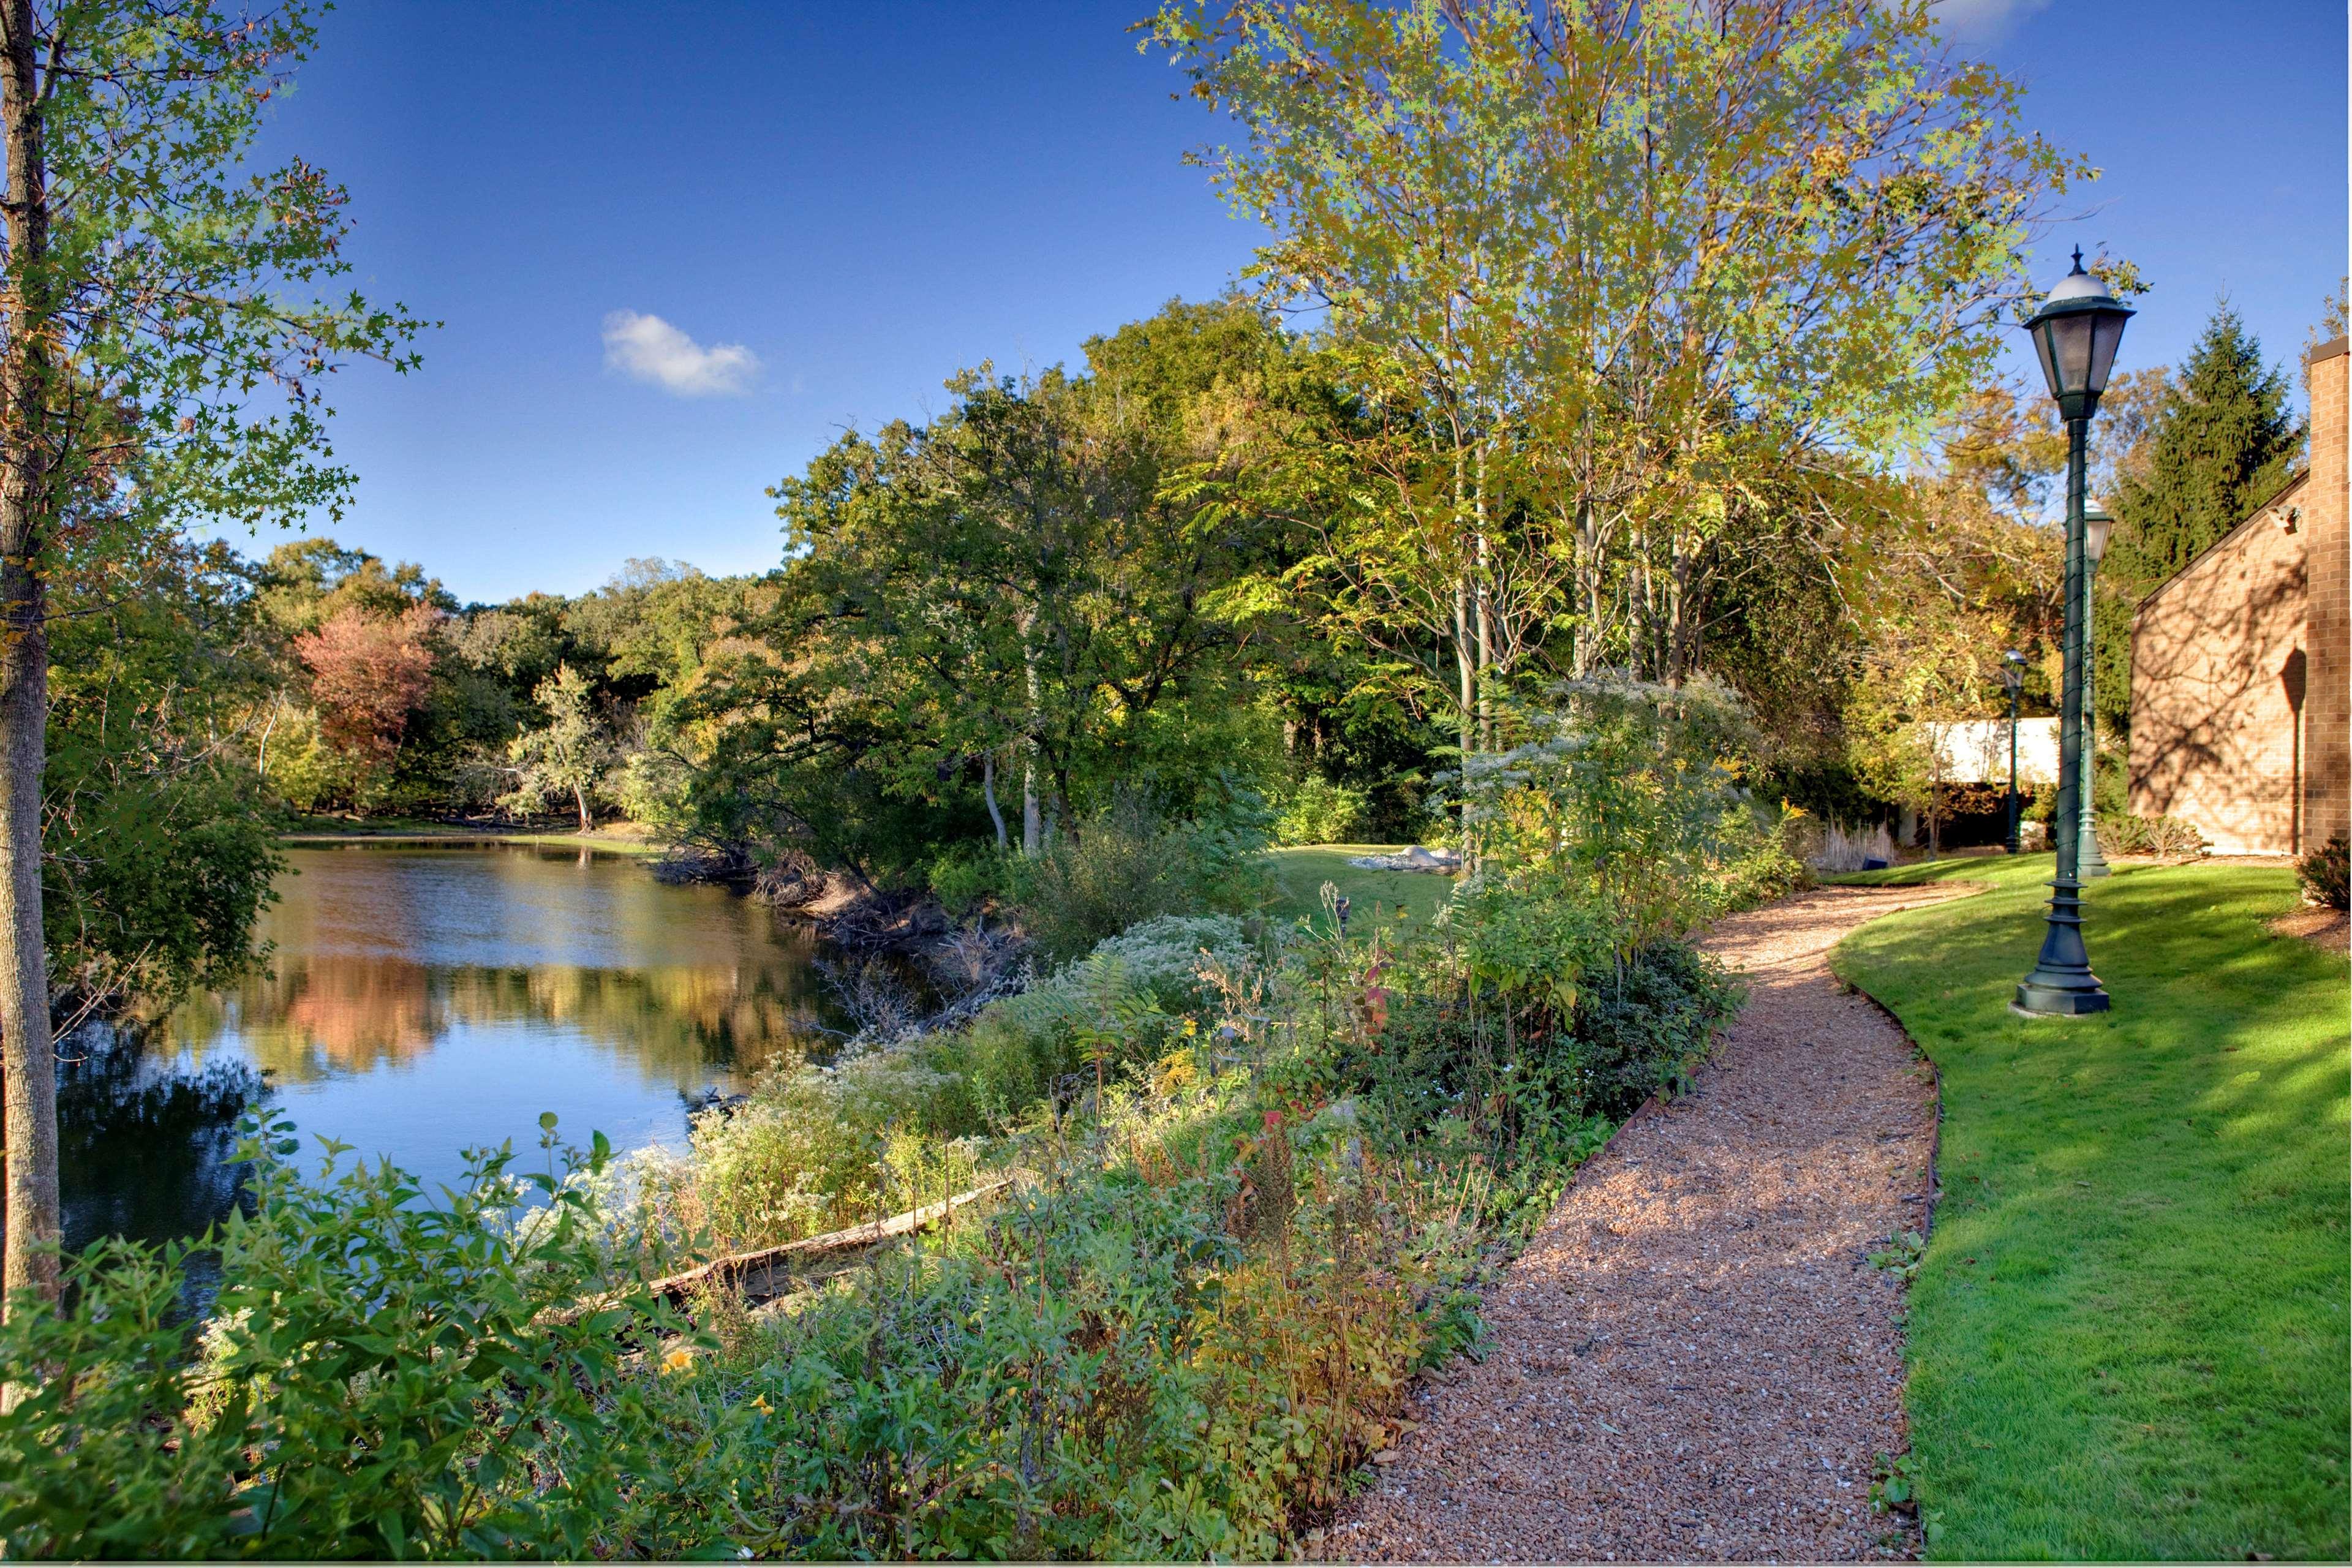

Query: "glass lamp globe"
<box><xmin>2082</xmin><ymin>499</ymin><xmax>2114</xmax><ymax>563</ymax></box>
<box><xmin>2024</xmin><ymin>249</ymin><xmax>2134</xmax><ymax>421</ymax></box>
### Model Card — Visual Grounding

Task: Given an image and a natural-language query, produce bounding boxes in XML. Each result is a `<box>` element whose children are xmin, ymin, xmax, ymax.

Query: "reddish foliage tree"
<box><xmin>296</xmin><ymin>605</ymin><xmax>438</xmax><ymax>766</ymax></box>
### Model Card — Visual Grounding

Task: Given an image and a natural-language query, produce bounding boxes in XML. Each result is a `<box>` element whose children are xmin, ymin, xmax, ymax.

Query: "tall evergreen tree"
<box><xmin>2097</xmin><ymin>303</ymin><xmax>2304</xmax><ymax>731</ymax></box>
<box><xmin>2109</xmin><ymin>304</ymin><xmax>2302</xmax><ymax>581</ymax></box>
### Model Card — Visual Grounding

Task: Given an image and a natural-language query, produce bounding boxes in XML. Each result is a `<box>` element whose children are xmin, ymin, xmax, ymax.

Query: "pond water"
<box><xmin>55</xmin><ymin>843</ymin><xmax>844</xmax><ymax>1265</ymax></box>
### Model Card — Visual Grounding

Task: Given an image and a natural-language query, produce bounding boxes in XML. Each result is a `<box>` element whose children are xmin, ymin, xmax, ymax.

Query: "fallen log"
<box><xmin>639</xmin><ymin>1177</ymin><xmax>1017</xmax><ymax>1311</ymax></box>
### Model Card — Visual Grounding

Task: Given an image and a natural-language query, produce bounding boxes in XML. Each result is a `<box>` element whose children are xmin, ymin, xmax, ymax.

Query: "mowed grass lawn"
<box><xmin>1833</xmin><ymin>855</ymin><xmax>2348</xmax><ymax>1561</ymax></box>
<box><xmin>1265</xmin><ymin>845</ymin><xmax>1457</xmax><ymax>927</ymax></box>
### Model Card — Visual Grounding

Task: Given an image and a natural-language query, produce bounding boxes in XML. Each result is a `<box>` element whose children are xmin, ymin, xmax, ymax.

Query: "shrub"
<box><xmin>927</xmin><ymin>842</ymin><xmax>1035</xmax><ymax>918</ymax></box>
<box><xmin>2297</xmin><ymin>834</ymin><xmax>2349</xmax><ymax>910</ymax></box>
<box><xmin>1454</xmin><ymin>676</ymin><xmax>1792</xmax><ymax>949</ymax></box>
<box><xmin>1019</xmin><ymin>785</ymin><xmax>1272</xmax><ymax>961</ymax></box>
<box><xmin>1089</xmin><ymin>913</ymin><xmax>1261</xmax><ymax>1007</ymax></box>
<box><xmin>7</xmin><ymin>862</ymin><xmax>1750</xmax><ymax>1561</ymax></box>
<box><xmin>0</xmin><ymin>1114</ymin><xmax>713</xmax><ymax>1560</ymax></box>
<box><xmin>684</xmin><ymin>1052</ymin><xmax>976</xmax><ymax>1250</ymax></box>
<box><xmin>1553</xmin><ymin>941</ymin><xmax>1743</xmax><ymax>1120</ymax></box>
<box><xmin>2097</xmin><ymin>812</ymin><xmax>2207</xmax><ymax>861</ymax></box>
<box><xmin>1272</xmin><ymin>774</ymin><xmax>1370</xmax><ymax>845</ymax></box>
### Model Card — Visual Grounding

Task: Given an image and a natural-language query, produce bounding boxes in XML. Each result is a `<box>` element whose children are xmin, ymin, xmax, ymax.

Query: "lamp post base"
<box><xmin>2079</xmin><ymin>837</ymin><xmax>2113</xmax><ymax>878</ymax></box>
<box><xmin>2015</xmin><ymin>978</ymin><xmax>2112</xmax><ymax>1014</ymax></box>
<box><xmin>2015</xmin><ymin>881</ymin><xmax>2111</xmax><ymax>1015</ymax></box>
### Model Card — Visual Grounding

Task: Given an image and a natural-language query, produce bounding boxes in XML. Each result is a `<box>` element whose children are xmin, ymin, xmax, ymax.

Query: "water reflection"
<box><xmin>53</xmin><ymin>844</ymin><xmax>843</xmax><ymax>1266</ymax></box>
<box><xmin>57</xmin><ymin>1022</ymin><xmax>261</xmax><ymax>1256</ymax></box>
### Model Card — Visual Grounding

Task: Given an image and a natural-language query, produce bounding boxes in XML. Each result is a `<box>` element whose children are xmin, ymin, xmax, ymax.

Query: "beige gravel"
<box><xmin>1329</xmin><ymin>885</ymin><xmax>1966</xmax><ymax>1563</ymax></box>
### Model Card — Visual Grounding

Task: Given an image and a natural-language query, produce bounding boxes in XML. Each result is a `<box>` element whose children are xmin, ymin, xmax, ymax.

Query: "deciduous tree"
<box><xmin>296</xmin><ymin>606</ymin><xmax>438</xmax><ymax>777</ymax></box>
<box><xmin>1</xmin><ymin>0</ymin><xmax>420</xmax><ymax>1313</ymax></box>
<box><xmin>1155</xmin><ymin>0</ymin><xmax>2086</xmax><ymax>726</ymax></box>
<box><xmin>500</xmin><ymin>665</ymin><xmax>613</xmax><ymax>834</ymax></box>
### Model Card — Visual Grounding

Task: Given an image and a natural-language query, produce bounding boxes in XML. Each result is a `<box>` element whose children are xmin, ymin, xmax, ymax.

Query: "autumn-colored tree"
<box><xmin>296</xmin><ymin>606</ymin><xmax>438</xmax><ymax>780</ymax></box>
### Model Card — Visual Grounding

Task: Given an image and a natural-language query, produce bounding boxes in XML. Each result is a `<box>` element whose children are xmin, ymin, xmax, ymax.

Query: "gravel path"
<box><xmin>1328</xmin><ymin>884</ymin><xmax>1966</xmax><ymax>1563</ymax></box>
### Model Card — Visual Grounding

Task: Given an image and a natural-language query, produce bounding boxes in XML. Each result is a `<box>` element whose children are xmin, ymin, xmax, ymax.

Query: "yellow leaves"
<box><xmin>1152</xmin><ymin>1047</ymin><xmax>1203</xmax><ymax>1099</ymax></box>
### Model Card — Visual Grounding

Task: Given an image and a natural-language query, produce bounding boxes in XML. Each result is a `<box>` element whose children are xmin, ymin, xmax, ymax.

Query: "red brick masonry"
<box><xmin>2130</xmin><ymin>338</ymin><xmax>2349</xmax><ymax>855</ymax></box>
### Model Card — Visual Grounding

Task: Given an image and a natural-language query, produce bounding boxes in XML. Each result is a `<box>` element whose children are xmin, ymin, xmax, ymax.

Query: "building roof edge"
<box><xmin>2132</xmin><ymin>468</ymin><xmax>2312</xmax><ymax>618</ymax></box>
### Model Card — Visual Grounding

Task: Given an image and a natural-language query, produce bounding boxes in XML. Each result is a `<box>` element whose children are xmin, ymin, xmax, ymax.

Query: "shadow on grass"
<box><xmin>1832</xmin><ymin>859</ymin><xmax>2349</xmax><ymax>1561</ymax></box>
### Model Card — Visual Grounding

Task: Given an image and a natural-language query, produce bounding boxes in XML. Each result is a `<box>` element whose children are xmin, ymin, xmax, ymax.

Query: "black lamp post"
<box><xmin>2078</xmin><ymin>500</ymin><xmax>2114</xmax><ymax>878</ymax></box>
<box><xmin>2015</xmin><ymin>248</ymin><xmax>2130</xmax><ymax>1016</ymax></box>
<box><xmin>2002</xmin><ymin>649</ymin><xmax>2026</xmax><ymax>854</ymax></box>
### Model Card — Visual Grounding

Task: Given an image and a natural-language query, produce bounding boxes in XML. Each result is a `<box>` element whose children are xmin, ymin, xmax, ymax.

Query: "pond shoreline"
<box><xmin>279</xmin><ymin>824</ymin><xmax>668</xmax><ymax>856</ymax></box>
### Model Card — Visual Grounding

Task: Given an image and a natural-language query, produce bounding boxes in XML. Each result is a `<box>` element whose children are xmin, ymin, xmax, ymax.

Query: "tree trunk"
<box><xmin>572</xmin><ymin>782</ymin><xmax>592</xmax><ymax>835</ymax></box>
<box><xmin>1474</xmin><ymin>443</ymin><xmax>1494</xmax><ymax>752</ymax></box>
<box><xmin>255</xmin><ymin>691</ymin><xmax>284</xmax><ymax>780</ymax></box>
<box><xmin>1022</xmin><ymin>761</ymin><xmax>1042</xmax><ymax>855</ymax></box>
<box><xmin>1019</xmin><ymin>609</ymin><xmax>1042</xmax><ymax>858</ymax></box>
<box><xmin>981</xmin><ymin>751</ymin><xmax>1008</xmax><ymax>852</ymax></box>
<box><xmin>1454</xmin><ymin>573</ymin><xmax>1474</xmax><ymax>862</ymax></box>
<box><xmin>0</xmin><ymin>0</ymin><xmax>58</xmax><ymax>1321</ymax></box>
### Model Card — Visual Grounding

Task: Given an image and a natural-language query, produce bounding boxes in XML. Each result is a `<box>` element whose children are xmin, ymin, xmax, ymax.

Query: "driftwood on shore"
<box><xmin>636</xmin><ymin>1177</ymin><xmax>1017</xmax><ymax>1313</ymax></box>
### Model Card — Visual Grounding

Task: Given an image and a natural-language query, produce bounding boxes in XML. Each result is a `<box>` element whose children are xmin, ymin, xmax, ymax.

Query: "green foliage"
<box><xmin>927</xmin><ymin>842</ymin><xmax>1031</xmax><ymax>917</ymax></box>
<box><xmin>1869</xmin><ymin>1230</ymin><xmax>1928</xmax><ymax>1284</ymax></box>
<box><xmin>2100</xmin><ymin>303</ymin><xmax>2307</xmax><ymax>732</ymax></box>
<box><xmin>1155</xmin><ymin>0</ymin><xmax>2085</xmax><ymax>697</ymax></box>
<box><xmin>1458</xmin><ymin>676</ymin><xmax>1801</xmax><ymax>953</ymax></box>
<box><xmin>1017</xmin><ymin>787</ymin><xmax>1273</xmax><ymax>963</ymax></box>
<box><xmin>23</xmin><ymin>2</ymin><xmax>429</xmax><ymax>549</ymax></box>
<box><xmin>497</xmin><ymin>664</ymin><xmax>615</xmax><ymax>831</ymax></box>
<box><xmin>1870</xmin><ymin>1450</ymin><xmax>1924</xmax><ymax>1524</ymax></box>
<box><xmin>2297</xmin><ymin>833</ymin><xmax>2348</xmax><ymax>910</ymax></box>
<box><xmin>45</xmin><ymin>530</ymin><xmax>284</xmax><ymax>1017</ymax></box>
<box><xmin>675</xmin><ymin>299</ymin><xmax>1313</xmax><ymax>885</ymax></box>
<box><xmin>889</xmin><ymin>915</ymin><xmax>1244</xmax><ymax>1136</ymax></box>
<box><xmin>1549</xmin><ymin>941</ymin><xmax>1743</xmax><ymax>1120</ymax></box>
<box><xmin>1272</xmin><ymin>774</ymin><xmax>1370</xmax><ymax>846</ymax></box>
<box><xmin>680</xmin><ymin>1054</ymin><xmax>978</xmax><ymax>1252</ymax></box>
<box><xmin>0</xmin><ymin>1113</ymin><xmax>711</xmax><ymax>1559</ymax></box>
<box><xmin>2107</xmin><ymin>303</ymin><xmax>2304</xmax><ymax>587</ymax></box>
<box><xmin>12</xmin><ymin>710</ymin><xmax>1763</xmax><ymax>1559</ymax></box>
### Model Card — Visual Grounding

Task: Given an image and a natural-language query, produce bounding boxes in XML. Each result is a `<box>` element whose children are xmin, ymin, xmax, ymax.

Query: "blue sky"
<box><xmin>260</xmin><ymin>0</ymin><xmax>2348</xmax><ymax>605</ymax></box>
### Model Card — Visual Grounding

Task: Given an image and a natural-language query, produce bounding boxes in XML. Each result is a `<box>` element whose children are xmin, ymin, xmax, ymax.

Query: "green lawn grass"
<box><xmin>1264</xmin><ymin>844</ymin><xmax>1457</xmax><ymax>928</ymax></box>
<box><xmin>1831</xmin><ymin>855</ymin><xmax>2349</xmax><ymax>1560</ymax></box>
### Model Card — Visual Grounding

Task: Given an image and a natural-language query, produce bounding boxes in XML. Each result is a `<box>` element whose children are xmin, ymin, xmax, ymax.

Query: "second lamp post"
<box><xmin>2015</xmin><ymin>249</ymin><xmax>2131</xmax><ymax>1017</ymax></box>
<box><xmin>2002</xmin><ymin>649</ymin><xmax>2026</xmax><ymax>854</ymax></box>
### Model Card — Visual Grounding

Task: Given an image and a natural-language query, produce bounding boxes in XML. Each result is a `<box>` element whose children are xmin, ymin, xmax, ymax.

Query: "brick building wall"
<box><xmin>2302</xmin><ymin>339</ymin><xmax>2350</xmax><ymax>850</ymax></box>
<box><xmin>2128</xmin><ymin>339</ymin><xmax>2348</xmax><ymax>855</ymax></box>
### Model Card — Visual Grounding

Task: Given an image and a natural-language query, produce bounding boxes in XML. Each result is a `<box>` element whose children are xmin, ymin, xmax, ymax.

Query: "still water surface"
<box><xmin>59</xmin><ymin>843</ymin><xmax>842</xmax><ymax>1261</ymax></box>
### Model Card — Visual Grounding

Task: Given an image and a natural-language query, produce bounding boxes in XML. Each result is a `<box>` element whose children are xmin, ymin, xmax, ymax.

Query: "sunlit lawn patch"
<box><xmin>1265</xmin><ymin>845</ymin><xmax>1457</xmax><ymax>929</ymax></box>
<box><xmin>1833</xmin><ymin>855</ymin><xmax>2349</xmax><ymax>1561</ymax></box>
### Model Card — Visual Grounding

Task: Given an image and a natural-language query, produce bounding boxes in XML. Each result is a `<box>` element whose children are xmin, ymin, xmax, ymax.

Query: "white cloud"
<box><xmin>600</xmin><ymin>309</ymin><xmax>760</xmax><ymax>397</ymax></box>
<box><xmin>1928</xmin><ymin>0</ymin><xmax>2050</xmax><ymax>45</ymax></box>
